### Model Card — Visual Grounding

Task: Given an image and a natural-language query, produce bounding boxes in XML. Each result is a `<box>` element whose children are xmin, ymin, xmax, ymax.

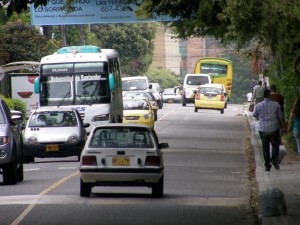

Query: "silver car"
<box><xmin>23</xmin><ymin>108</ymin><xmax>90</xmax><ymax>163</ymax></box>
<box><xmin>0</xmin><ymin>98</ymin><xmax>24</xmax><ymax>185</ymax></box>
<box><xmin>80</xmin><ymin>123</ymin><xmax>169</xmax><ymax>197</ymax></box>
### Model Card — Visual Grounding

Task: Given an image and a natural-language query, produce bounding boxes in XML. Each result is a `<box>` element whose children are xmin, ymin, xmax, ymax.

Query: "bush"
<box><xmin>11</xmin><ymin>98</ymin><xmax>27</xmax><ymax>119</ymax></box>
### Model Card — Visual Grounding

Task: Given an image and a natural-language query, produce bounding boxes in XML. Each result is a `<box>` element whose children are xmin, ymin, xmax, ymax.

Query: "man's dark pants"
<box><xmin>259</xmin><ymin>129</ymin><xmax>280</xmax><ymax>169</ymax></box>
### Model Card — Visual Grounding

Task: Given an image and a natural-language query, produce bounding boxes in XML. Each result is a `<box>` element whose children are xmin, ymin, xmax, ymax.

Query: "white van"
<box><xmin>122</xmin><ymin>76</ymin><xmax>152</xmax><ymax>95</ymax></box>
<box><xmin>182</xmin><ymin>74</ymin><xmax>211</xmax><ymax>106</ymax></box>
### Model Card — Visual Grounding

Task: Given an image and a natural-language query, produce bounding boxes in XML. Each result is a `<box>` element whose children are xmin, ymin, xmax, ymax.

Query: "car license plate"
<box><xmin>112</xmin><ymin>156</ymin><xmax>130</xmax><ymax>166</ymax></box>
<box><xmin>46</xmin><ymin>145</ymin><xmax>59</xmax><ymax>152</ymax></box>
<box><xmin>168</xmin><ymin>99</ymin><xmax>174</xmax><ymax>103</ymax></box>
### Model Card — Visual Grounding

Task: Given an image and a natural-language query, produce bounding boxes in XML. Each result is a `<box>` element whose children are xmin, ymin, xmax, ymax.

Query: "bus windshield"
<box><xmin>200</xmin><ymin>63</ymin><xmax>228</xmax><ymax>75</ymax></box>
<box><xmin>40</xmin><ymin>74</ymin><xmax>110</xmax><ymax>106</ymax></box>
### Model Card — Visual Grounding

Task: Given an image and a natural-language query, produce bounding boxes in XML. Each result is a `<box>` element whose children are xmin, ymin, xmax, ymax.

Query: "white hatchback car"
<box><xmin>23</xmin><ymin>107</ymin><xmax>90</xmax><ymax>163</ymax></box>
<box><xmin>79</xmin><ymin>123</ymin><xmax>169</xmax><ymax>197</ymax></box>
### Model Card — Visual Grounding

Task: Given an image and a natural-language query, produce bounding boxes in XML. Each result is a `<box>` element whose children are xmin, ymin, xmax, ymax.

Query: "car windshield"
<box><xmin>28</xmin><ymin>111</ymin><xmax>78</xmax><ymax>127</ymax></box>
<box><xmin>89</xmin><ymin>127</ymin><xmax>154</xmax><ymax>148</ymax></box>
<box><xmin>123</xmin><ymin>99</ymin><xmax>150</xmax><ymax>110</ymax></box>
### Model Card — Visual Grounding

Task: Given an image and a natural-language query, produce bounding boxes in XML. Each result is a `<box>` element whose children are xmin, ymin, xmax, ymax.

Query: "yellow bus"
<box><xmin>194</xmin><ymin>57</ymin><xmax>233</xmax><ymax>97</ymax></box>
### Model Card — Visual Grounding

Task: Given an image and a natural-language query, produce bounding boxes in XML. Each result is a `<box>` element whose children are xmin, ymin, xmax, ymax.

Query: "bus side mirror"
<box><xmin>34</xmin><ymin>77</ymin><xmax>40</xmax><ymax>94</ymax></box>
<box><xmin>149</xmin><ymin>84</ymin><xmax>152</xmax><ymax>89</ymax></box>
<box><xmin>109</xmin><ymin>73</ymin><xmax>116</xmax><ymax>91</ymax></box>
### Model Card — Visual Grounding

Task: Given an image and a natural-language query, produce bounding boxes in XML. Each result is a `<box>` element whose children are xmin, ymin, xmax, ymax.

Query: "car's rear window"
<box><xmin>29</xmin><ymin>111</ymin><xmax>77</xmax><ymax>127</ymax></box>
<box><xmin>200</xmin><ymin>87</ymin><xmax>222</xmax><ymax>95</ymax></box>
<box><xmin>186</xmin><ymin>76</ymin><xmax>209</xmax><ymax>85</ymax></box>
<box><xmin>0</xmin><ymin>107</ymin><xmax>5</xmax><ymax>124</ymax></box>
<box><xmin>123</xmin><ymin>99</ymin><xmax>150</xmax><ymax>110</ymax></box>
<box><xmin>89</xmin><ymin>127</ymin><xmax>154</xmax><ymax>148</ymax></box>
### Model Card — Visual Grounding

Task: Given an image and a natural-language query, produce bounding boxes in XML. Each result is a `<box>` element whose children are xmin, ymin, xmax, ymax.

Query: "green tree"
<box><xmin>1</xmin><ymin>21</ymin><xmax>50</xmax><ymax>62</ymax></box>
<box><xmin>146</xmin><ymin>67</ymin><xmax>180</xmax><ymax>89</ymax></box>
<box><xmin>91</xmin><ymin>23</ymin><xmax>156</xmax><ymax>76</ymax></box>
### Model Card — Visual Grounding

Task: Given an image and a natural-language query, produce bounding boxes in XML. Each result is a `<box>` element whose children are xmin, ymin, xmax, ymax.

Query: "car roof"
<box><xmin>200</xmin><ymin>84</ymin><xmax>223</xmax><ymax>88</ymax></box>
<box><xmin>122</xmin><ymin>76</ymin><xmax>147</xmax><ymax>80</ymax></box>
<box><xmin>34</xmin><ymin>107</ymin><xmax>76</xmax><ymax>113</ymax></box>
<box><xmin>92</xmin><ymin>123</ymin><xmax>151</xmax><ymax>129</ymax></box>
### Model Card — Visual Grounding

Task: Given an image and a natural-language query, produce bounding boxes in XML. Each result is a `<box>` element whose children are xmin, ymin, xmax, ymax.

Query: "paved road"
<box><xmin>0</xmin><ymin>103</ymin><xmax>257</xmax><ymax>225</ymax></box>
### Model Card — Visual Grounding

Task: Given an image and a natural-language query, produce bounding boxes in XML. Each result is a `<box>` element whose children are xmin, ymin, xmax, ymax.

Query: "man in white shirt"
<box><xmin>252</xmin><ymin>81</ymin><xmax>264</xmax><ymax>104</ymax></box>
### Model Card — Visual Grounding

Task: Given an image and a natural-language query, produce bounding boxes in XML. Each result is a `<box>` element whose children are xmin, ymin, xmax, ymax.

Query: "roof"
<box><xmin>93</xmin><ymin>123</ymin><xmax>150</xmax><ymax>129</ymax></box>
<box><xmin>34</xmin><ymin>107</ymin><xmax>76</xmax><ymax>112</ymax></box>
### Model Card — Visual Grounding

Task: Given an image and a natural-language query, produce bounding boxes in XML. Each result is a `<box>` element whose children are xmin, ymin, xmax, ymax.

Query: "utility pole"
<box><xmin>61</xmin><ymin>25</ymin><xmax>67</xmax><ymax>47</ymax></box>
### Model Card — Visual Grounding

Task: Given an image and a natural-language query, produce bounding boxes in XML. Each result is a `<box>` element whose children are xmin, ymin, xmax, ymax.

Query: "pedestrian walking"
<box><xmin>288</xmin><ymin>97</ymin><xmax>300</xmax><ymax>157</ymax></box>
<box><xmin>253</xmin><ymin>89</ymin><xmax>287</xmax><ymax>171</ymax></box>
<box><xmin>270</xmin><ymin>84</ymin><xmax>284</xmax><ymax>113</ymax></box>
<box><xmin>270</xmin><ymin>84</ymin><xmax>285</xmax><ymax>144</ymax></box>
<box><xmin>252</xmin><ymin>81</ymin><xmax>264</xmax><ymax>105</ymax></box>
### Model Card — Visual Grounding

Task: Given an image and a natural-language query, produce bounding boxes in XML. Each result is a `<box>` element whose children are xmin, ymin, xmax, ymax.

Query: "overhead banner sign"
<box><xmin>30</xmin><ymin>0</ymin><xmax>176</xmax><ymax>25</ymax></box>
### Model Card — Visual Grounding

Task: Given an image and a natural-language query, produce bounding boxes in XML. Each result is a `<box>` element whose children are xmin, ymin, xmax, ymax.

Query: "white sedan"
<box><xmin>79</xmin><ymin>123</ymin><xmax>169</xmax><ymax>197</ymax></box>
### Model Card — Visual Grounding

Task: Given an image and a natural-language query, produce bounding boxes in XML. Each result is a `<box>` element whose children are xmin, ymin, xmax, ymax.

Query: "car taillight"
<box><xmin>220</xmin><ymin>95</ymin><xmax>225</xmax><ymax>101</ymax></box>
<box><xmin>145</xmin><ymin>156</ymin><xmax>161</xmax><ymax>166</ymax></box>
<box><xmin>81</xmin><ymin>155</ymin><xmax>97</xmax><ymax>166</ymax></box>
<box><xmin>195</xmin><ymin>93</ymin><xmax>200</xmax><ymax>100</ymax></box>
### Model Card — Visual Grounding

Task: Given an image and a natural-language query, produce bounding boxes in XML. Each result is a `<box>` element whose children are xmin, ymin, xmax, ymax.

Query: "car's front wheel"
<box><xmin>152</xmin><ymin>175</ymin><xmax>164</xmax><ymax>197</ymax></box>
<box><xmin>154</xmin><ymin>110</ymin><xmax>158</xmax><ymax>121</ymax></box>
<box><xmin>17</xmin><ymin>160</ymin><xmax>24</xmax><ymax>182</ymax></box>
<box><xmin>182</xmin><ymin>96</ymin><xmax>187</xmax><ymax>106</ymax></box>
<box><xmin>158</xmin><ymin>100</ymin><xmax>163</xmax><ymax>109</ymax></box>
<box><xmin>80</xmin><ymin>178</ymin><xmax>92</xmax><ymax>197</ymax></box>
<box><xmin>3</xmin><ymin>161</ymin><xmax>18</xmax><ymax>185</ymax></box>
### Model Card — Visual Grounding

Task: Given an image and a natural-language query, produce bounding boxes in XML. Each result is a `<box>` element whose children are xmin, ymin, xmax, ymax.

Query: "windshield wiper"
<box><xmin>58</xmin><ymin>86</ymin><xmax>71</xmax><ymax>107</ymax></box>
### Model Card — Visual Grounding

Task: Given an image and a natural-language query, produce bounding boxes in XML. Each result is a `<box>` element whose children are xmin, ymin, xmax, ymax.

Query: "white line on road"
<box><xmin>10</xmin><ymin>171</ymin><xmax>79</xmax><ymax>225</ymax></box>
<box><xmin>24</xmin><ymin>168</ymin><xmax>40</xmax><ymax>172</ymax></box>
<box><xmin>58</xmin><ymin>167</ymin><xmax>78</xmax><ymax>170</ymax></box>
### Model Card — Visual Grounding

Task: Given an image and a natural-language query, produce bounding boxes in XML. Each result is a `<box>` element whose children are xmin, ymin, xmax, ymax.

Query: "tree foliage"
<box><xmin>146</xmin><ymin>67</ymin><xmax>180</xmax><ymax>89</ymax></box>
<box><xmin>1</xmin><ymin>21</ymin><xmax>50</xmax><ymax>62</ymax></box>
<box><xmin>91</xmin><ymin>23</ymin><xmax>156</xmax><ymax>76</ymax></box>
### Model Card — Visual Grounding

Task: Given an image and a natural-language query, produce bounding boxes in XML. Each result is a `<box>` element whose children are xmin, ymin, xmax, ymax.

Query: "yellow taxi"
<box><xmin>123</xmin><ymin>97</ymin><xmax>155</xmax><ymax>129</ymax></box>
<box><xmin>194</xmin><ymin>84</ymin><xmax>226</xmax><ymax>114</ymax></box>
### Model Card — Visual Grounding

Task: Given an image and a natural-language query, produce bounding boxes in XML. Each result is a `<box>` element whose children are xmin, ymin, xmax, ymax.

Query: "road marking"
<box><xmin>24</xmin><ymin>168</ymin><xmax>40</xmax><ymax>172</ymax></box>
<box><xmin>58</xmin><ymin>167</ymin><xmax>78</xmax><ymax>170</ymax></box>
<box><xmin>10</xmin><ymin>171</ymin><xmax>79</xmax><ymax>225</ymax></box>
<box><xmin>1</xmin><ymin>195</ymin><xmax>247</xmax><ymax>207</ymax></box>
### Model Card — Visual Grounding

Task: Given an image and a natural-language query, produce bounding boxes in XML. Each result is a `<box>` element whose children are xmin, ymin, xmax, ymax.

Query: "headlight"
<box><xmin>143</xmin><ymin>113</ymin><xmax>152</xmax><ymax>120</ymax></box>
<box><xmin>67</xmin><ymin>136</ymin><xmax>78</xmax><ymax>144</ymax></box>
<box><xmin>0</xmin><ymin>136</ymin><xmax>9</xmax><ymax>145</ymax></box>
<box><xmin>28</xmin><ymin>136</ymin><xmax>38</xmax><ymax>144</ymax></box>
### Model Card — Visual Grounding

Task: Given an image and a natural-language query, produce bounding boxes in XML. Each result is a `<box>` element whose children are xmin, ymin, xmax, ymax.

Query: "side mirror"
<box><xmin>34</xmin><ymin>77</ymin><xmax>40</xmax><ymax>94</ymax></box>
<box><xmin>11</xmin><ymin>110</ymin><xmax>24</xmax><ymax>123</ymax></box>
<box><xmin>149</xmin><ymin>84</ymin><xmax>152</xmax><ymax>89</ymax></box>
<box><xmin>83</xmin><ymin>123</ymin><xmax>90</xmax><ymax>128</ymax></box>
<box><xmin>159</xmin><ymin>142</ymin><xmax>169</xmax><ymax>149</ymax></box>
<box><xmin>109</xmin><ymin>73</ymin><xmax>115</xmax><ymax>91</ymax></box>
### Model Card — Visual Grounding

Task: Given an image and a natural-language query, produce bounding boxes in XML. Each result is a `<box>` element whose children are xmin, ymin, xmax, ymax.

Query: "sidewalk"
<box><xmin>245</xmin><ymin>103</ymin><xmax>300</xmax><ymax>225</ymax></box>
